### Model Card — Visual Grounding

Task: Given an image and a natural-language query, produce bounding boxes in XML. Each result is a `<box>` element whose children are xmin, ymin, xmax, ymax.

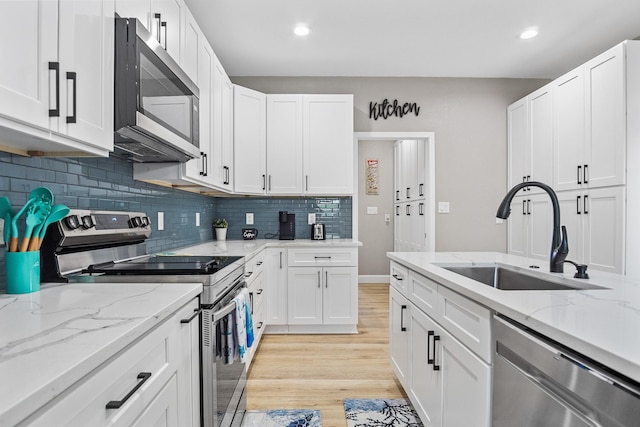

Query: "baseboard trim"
<box><xmin>358</xmin><ymin>274</ymin><xmax>390</xmax><ymax>284</ymax></box>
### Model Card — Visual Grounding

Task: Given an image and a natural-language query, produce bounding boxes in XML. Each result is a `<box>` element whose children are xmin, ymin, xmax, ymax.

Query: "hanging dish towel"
<box><xmin>220</xmin><ymin>312</ymin><xmax>236</xmax><ymax>364</ymax></box>
<box><xmin>233</xmin><ymin>287</ymin><xmax>255</xmax><ymax>363</ymax></box>
<box><xmin>242</xmin><ymin>287</ymin><xmax>254</xmax><ymax>348</ymax></box>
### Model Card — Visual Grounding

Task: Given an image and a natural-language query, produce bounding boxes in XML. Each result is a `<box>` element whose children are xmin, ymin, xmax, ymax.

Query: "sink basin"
<box><xmin>439</xmin><ymin>265</ymin><xmax>605</xmax><ymax>291</ymax></box>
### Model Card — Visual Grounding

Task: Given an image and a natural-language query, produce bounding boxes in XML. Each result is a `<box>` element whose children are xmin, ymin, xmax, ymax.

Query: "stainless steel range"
<box><xmin>40</xmin><ymin>209</ymin><xmax>247</xmax><ymax>427</ymax></box>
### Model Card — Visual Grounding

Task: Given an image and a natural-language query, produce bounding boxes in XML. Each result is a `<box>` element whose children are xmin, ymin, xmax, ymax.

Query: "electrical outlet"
<box><xmin>438</xmin><ymin>202</ymin><xmax>450</xmax><ymax>214</ymax></box>
<box><xmin>367</xmin><ymin>206</ymin><xmax>378</xmax><ymax>215</ymax></box>
<box><xmin>157</xmin><ymin>212</ymin><xmax>164</xmax><ymax>231</ymax></box>
<box><xmin>308</xmin><ymin>213</ymin><xmax>316</xmax><ymax>225</ymax></box>
<box><xmin>384</xmin><ymin>214</ymin><xmax>391</xmax><ymax>223</ymax></box>
<box><xmin>246</xmin><ymin>213</ymin><xmax>254</xmax><ymax>225</ymax></box>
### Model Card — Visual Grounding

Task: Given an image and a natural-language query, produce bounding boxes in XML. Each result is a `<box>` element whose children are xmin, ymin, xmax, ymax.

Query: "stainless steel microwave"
<box><xmin>114</xmin><ymin>17</ymin><xmax>200</xmax><ymax>162</ymax></box>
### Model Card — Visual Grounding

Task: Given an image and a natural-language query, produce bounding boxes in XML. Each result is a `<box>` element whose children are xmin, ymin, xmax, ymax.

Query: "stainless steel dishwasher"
<box><xmin>493</xmin><ymin>315</ymin><xmax>640</xmax><ymax>427</ymax></box>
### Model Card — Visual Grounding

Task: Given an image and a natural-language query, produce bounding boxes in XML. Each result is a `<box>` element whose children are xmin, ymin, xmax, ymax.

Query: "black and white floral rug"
<box><xmin>242</xmin><ymin>409</ymin><xmax>321</xmax><ymax>427</ymax></box>
<box><xmin>344</xmin><ymin>398</ymin><xmax>424</xmax><ymax>427</ymax></box>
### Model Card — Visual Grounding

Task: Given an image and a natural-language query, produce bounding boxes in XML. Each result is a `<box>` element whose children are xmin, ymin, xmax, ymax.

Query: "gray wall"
<box><xmin>358</xmin><ymin>140</ymin><xmax>395</xmax><ymax>276</ymax></box>
<box><xmin>233</xmin><ymin>77</ymin><xmax>548</xmax><ymax>253</ymax></box>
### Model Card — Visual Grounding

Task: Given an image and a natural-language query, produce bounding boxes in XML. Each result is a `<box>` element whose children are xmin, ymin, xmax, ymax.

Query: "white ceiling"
<box><xmin>184</xmin><ymin>0</ymin><xmax>640</xmax><ymax>79</ymax></box>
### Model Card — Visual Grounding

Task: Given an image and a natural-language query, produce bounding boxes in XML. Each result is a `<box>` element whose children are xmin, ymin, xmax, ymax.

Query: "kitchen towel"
<box><xmin>233</xmin><ymin>288</ymin><xmax>254</xmax><ymax>363</ymax></box>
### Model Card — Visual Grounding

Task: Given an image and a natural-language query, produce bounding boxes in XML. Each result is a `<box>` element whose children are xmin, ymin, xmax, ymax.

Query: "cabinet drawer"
<box><xmin>390</xmin><ymin>261</ymin><xmax>409</xmax><ymax>295</ymax></box>
<box><xmin>437</xmin><ymin>286</ymin><xmax>492</xmax><ymax>363</ymax></box>
<box><xmin>248</xmin><ymin>277</ymin><xmax>265</xmax><ymax>315</ymax></box>
<box><xmin>408</xmin><ymin>270</ymin><xmax>438</xmax><ymax>317</ymax></box>
<box><xmin>288</xmin><ymin>247</ymin><xmax>357</xmax><ymax>267</ymax></box>
<box><xmin>245</xmin><ymin>250</ymin><xmax>265</xmax><ymax>280</ymax></box>
<box><xmin>26</xmin><ymin>312</ymin><xmax>179</xmax><ymax>426</ymax></box>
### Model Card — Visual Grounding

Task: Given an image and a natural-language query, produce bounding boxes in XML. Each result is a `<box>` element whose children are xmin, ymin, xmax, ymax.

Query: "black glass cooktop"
<box><xmin>84</xmin><ymin>255</ymin><xmax>242</xmax><ymax>275</ymax></box>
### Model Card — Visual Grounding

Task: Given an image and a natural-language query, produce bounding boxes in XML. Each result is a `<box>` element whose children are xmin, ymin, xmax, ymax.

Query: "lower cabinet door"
<box><xmin>439</xmin><ymin>328</ymin><xmax>491</xmax><ymax>427</ymax></box>
<box><xmin>287</xmin><ymin>267</ymin><xmax>323</xmax><ymax>324</ymax></box>
<box><xmin>409</xmin><ymin>305</ymin><xmax>441</xmax><ymax>427</ymax></box>
<box><xmin>131</xmin><ymin>374</ymin><xmax>179</xmax><ymax>427</ymax></box>
<box><xmin>322</xmin><ymin>266</ymin><xmax>357</xmax><ymax>325</ymax></box>
<box><xmin>389</xmin><ymin>287</ymin><xmax>410</xmax><ymax>387</ymax></box>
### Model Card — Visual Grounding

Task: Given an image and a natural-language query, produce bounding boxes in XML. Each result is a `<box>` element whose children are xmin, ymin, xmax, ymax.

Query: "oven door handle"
<box><xmin>213</xmin><ymin>300</ymin><xmax>237</xmax><ymax>322</ymax></box>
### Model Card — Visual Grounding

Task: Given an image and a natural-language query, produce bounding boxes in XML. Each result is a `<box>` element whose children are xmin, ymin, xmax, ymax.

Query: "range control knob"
<box><xmin>81</xmin><ymin>215</ymin><xmax>96</xmax><ymax>229</ymax></box>
<box><xmin>140</xmin><ymin>216</ymin><xmax>150</xmax><ymax>227</ymax></box>
<box><xmin>64</xmin><ymin>215</ymin><xmax>81</xmax><ymax>230</ymax></box>
<box><xmin>129</xmin><ymin>216</ymin><xmax>143</xmax><ymax>228</ymax></box>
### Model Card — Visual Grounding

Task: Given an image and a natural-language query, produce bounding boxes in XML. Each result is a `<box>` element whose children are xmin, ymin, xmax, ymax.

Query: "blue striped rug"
<box><xmin>242</xmin><ymin>409</ymin><xmax>321</xmax><ymax>427</ymax></box>
<box><xmin>344</xmin><ymin>398</ymin><xmax>424</xmax><ymax>427</ymax></box>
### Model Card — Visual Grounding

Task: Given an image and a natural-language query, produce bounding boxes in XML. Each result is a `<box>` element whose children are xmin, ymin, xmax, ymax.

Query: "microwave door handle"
<box><xmin>213</xmin><ymin>300</ymin><xmax>237</xmax><ymax>322</ymax></box>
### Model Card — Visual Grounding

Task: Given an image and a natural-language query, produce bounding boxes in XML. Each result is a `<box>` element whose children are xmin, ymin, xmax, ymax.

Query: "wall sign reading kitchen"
<box><xmin>369</xmin><ymin>99</ymin><xmax>420</xmax><ymax>120</ymax></box>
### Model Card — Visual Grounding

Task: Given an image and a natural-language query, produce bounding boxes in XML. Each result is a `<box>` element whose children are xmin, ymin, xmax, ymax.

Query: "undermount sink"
<box><xmin>438</xmin><ymin>265</ymin><xmax>605</xmax><ymax>291</ymax></box>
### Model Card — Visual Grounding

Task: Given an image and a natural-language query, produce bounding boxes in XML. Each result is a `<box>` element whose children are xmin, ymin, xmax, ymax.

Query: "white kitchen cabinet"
<box><xmin>507</xmin><ymin>84</ymin><xmax>553</xmax><ymax>192</ymax></box>
<box><xmin>554</xmin><ymin>43</ymin><xmax>626</xmax><ymax>192</ymax></box>
<box><xmin>287</xmin><ymin>266</ymin><xmax>357</xmax><ymax>325</ymax></box>
<box><xmin>0</xmin><ymin>0</ymin><xmax>114</xmax><ymax>157</ymax></box>
<box><xmin>389</xmin><ymin>263</ymin><xmax>492</xmax><ymax>427</ymax></box>
<box><xmin>266</xmin><ymin>95</ymin><xmax>304</xmax><ymax>194</ymax></box>
<box><xmin>180</xmin><ymin>6</ymin><xmax>199</xmax><ymax>85</ymax></box>
<box><xmin>245</xmin><ymin>250</ymin><xmax>266</xmax><ymax>367</ymax></box>
<box><xmin>558</xmin><ymin>186</ymin><xmax>624</xmax><ymax>274</ymax></box>
<box><xmin>211</xmin><ymin>55</ymin><xmax>234</xmax><ymax>191</ymax></box>
<box><xmin>23</xmin><ymin>297</ymin><xmax>200</xmax><ymax>427</ymax></box>
<box><xmin>389</xmin><ymin>287</ymin><xmax>410</xmax><ymax>387</ymax></box>
<box><xmin>234</xmin><ymin>85</ymin><xmax>267</xmax><ymax>195</ymax></box>
<box><xmin>394</xmin><ymin>201</ymin><xmax>428</xmax><ymax>252</ymax></box>
<box><xmin>303</xmin><ymin>95</ymin><xmax>354</xmax><ymax>195</ymax></box>
<box><xmin>116</xmin><ymin>0</ymin><xmax>183</xmax><ymax>63</ymax></box>
<box><xmin>506</xmin><ymin>194</ymin><xmax>554</xmax><ymax>263</ymax></box>
<box><xmin>265</xmin><ymin>248</ymin><xmax>288</xmax><ymax>330</ymax></box>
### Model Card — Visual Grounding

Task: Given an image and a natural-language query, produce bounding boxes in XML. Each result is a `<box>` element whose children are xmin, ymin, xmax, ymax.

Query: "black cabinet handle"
<box><xmin>392</xmin><ymin>274</ymin><xmax>403</xmax><ymax>281</ymax></box>
<box><xmin>406</xmin><ymin>204</ymin><xmax>411</xmax><ymax>216</ymax></box>
<box><xmin>161</xmin><ymin>21</ymin><xmax>167</xmax><ymax>50</ymax></box>
<box><xmin>314</xmin><ymin>256</ymin><xmax>331</xmax><ymax>260</ymax></box>
<box><xmin>256</xmin><ymin>289</ymin><xmax>263</xmax><ymax>295</ymax></box>
<box><xmin>419</xmin><ymin>202</ymin><xmax>424</xmax><ymax>216</ymax></box>
<box><xmin>577</xmin><ymin>165</ymin><xmax>582</xmax><ymax>185</ymax></box>
<box><xmin>584</xmin><ymin>164</ymin><xmax>589</xmax><ymax>184</ymax></box>
<box><xmin>419</xmin><ymin>183</ymin><xmax>424</xmax><ymax>197</ymax></box>
<box><xmin>66</xmin><ymin>72</ymin><xmax>77</xmax><ymax>124</ymax></box>
<box><xmin>223</xmin><ymin>166</ymin><xmax>230</xmax><ymax>185</ymax></box>
<box><xmin>48</xmin><ymin>62</ymin><xmax>60</xmax><ymax>117</ymax></box>
<box><xmin>406</xmin><ymin>187</ymin><xmax>410</xmax><ymax>199</ymax></box>
<box><xmin>306</xmin><ymin>175</ymin><xmax>309</xmax><ymax>191</ymax></box>
<box><xmin>427</xmin><ymin>330</ymin><xmax>435</xmax><ymax>364</ymax></box>
<box><xmin>268</xmin><ymin>175</ymin><xmax>272</xmax><ymax>191</ymax></box>
<box><xmin>180</xmin><ymin>308</ymin><xmax>202</xmax><ymax>324</ymax></box>
<box><xmin>400</xmin><ymin>304</ymin><xmax>407</xmax><ymax>331</ymax></box>
<box><xmin>279</xmin><ymin>251</ymin><xmax>282</xmax><ymax>269</ymax></box>
<box><xmin>396</xmin><ymin>205</ymin><xmax>400</xmax><ymax>216</ymax></box>
<box><xmin>200</xmin><ymin>152</ymin><xmax>206</xmax><ymax>176</ymax></box>
<box><xmin>257</xmin><ymin>321</ymin><xmax>264</xmax><ymax>330</ymax></box>
<box><xmin>106</xmin><ymin>372</ymin><xmax>152</xmax><ymax>409</ymax></box>
<box><xmin>256</xmin><ymin>261</ymin><xmax>263</xmax><ymax>266</ymax></box>
<box><xmin>154</xmin><ymin>13</ymin><xmax>162</xmax><ymax>43</ymax></box>
<box><xmin>584</xmin><ymin>195</ymin><xmax>589</xmax><ymax>214</ymax></box>
<box><xmin>577</xmin><ymin>195</ymin><xmax>582</xmax><ymax>214</ymax></box>
<box><xmin>433</xmin><ymin>335</ymin><xmax>441</xmax><ymax>371</ymax></box>
<box><xmin>262</xmin><ymin>174</ymin><xmax>266</xmax><ymax>190</ymax></box>
<box><xmin>522</xmin><ymin>199</ymin><xmax>526</xmax><ymax>215</ymax></box>
<box><xmin>395</xmin><ymin>190</ymin><xmax>399</xmax><ymax>201</ymax></box>
<box><xmin>325</xmin><ymin>270</ymin><xmax>328</xmax><ymax>288</ymax></box>
<box><xmin>527</xmin><ymin>199</ymin><xmax>531</xmax><ymax>215</ymax></box>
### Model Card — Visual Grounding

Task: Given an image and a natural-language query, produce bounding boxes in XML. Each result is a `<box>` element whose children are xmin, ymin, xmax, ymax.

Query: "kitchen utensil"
<box><xmin>29</xmin><ymin>187</ymin><xmax>54</xmax><ymax>205</ymax></box>
<box><xmin>28</xmin><ymin>204</ymin><xmax>70</xmax><ymax>251</ymax></box>
<box><xmin>0</xmin><ymin>197</ymin><xmax>14</xmax><ymax>245</ymax></box>
<box><xmin>20</xmin><ymin>202</ymin><xmax>51</xmax><ymax>252</ymax></box>
<box><xmin>9</xmin><ymin>197</ymin><xmax>36</xmax><ymax>252</ymax></box>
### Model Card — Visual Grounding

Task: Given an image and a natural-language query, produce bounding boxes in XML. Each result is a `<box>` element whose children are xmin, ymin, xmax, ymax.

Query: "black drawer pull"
<box><xmin>433</xmin><ymin>335</ymin><xmax>441</xmax><ymax>371</ymax></box>
<box><xmin>256</xmin><ymin>289</ymin><xmax>263</xmax><ymax>295</ymax></box>
<box><xmin>106</xmin><ymin>372</ymin><xmax>152</xmax><ymax>409</ymax></box>
<box><xmin>392</xmin><ymin>274</ymin><xmax>403</xmax><ymax>281</ymax></box>
<box><xmin>180</xmin><ymin>308</ymin><xmax>201</xmax><ymax>324</ymax></box>
<box><xmin>400</xmin><ymin>304</ymin><xmax>407</xmax><ymax>331</ymax></box>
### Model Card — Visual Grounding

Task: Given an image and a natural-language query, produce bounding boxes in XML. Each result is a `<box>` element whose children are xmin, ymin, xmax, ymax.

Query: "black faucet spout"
<box><xmin>496</xmin><ymin>181</ymin><xmax>567</xmax><ymax>273</ymax></box>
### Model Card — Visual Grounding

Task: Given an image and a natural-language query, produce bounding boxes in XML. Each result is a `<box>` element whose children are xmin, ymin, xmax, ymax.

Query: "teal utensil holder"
<box><xmin>5</xmin><ymin>250</ymin><xmax>40</xmax><ymax>294</ymax></box>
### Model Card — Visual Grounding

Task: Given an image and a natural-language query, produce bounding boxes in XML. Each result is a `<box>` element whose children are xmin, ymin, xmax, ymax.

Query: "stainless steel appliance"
<box><xmin>40</xmin><ymin>209</ymin><xmax>248</xmax><ymax>427</ymax></box>
<box><xmin>493</xmin><ymin>315</ymin><xmax>640</xmax><ymax>427</ymax></box>
<box><xmin>279</xmin><ymin>211</ymin><xmax>295</xmax><ymax>240</ymax></box>
<box><xmin>114</xmin><ymin>17</ymin><xmax>200</xmax><ymax>162</ymax></box>
<box><xmin>311</xmin><ymin>223</ymin><xmax>325</xmax><ymax>240</ymax></box>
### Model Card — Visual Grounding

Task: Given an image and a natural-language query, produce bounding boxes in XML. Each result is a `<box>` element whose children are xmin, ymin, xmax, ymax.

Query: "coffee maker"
<box><xmin>279</xmin><ymin>211</ymin><xmax>295</xmax><ymax>240</ymax></box>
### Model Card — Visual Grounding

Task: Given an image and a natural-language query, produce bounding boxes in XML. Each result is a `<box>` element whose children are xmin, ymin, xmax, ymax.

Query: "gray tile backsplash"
<box><xmin>0</xmin><ymin>151</ymin><xmax>352</xmax><ymax>289</ymax></box>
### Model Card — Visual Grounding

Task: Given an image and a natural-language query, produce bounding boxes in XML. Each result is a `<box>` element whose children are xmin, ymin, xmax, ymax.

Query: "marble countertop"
<box><xmin>387</xmin><ymin>251</ymin><xmax>640</xmax><ymax>384</ymax></box>
<box><xmin>0</xmin><ymin>281</ymin><xmax>202</xmax><ymax>426</ymax></box>
<box><xmin>160</xmin><ymin>238</ymin><xmax>362</xmax><ymax>260</ymax></box>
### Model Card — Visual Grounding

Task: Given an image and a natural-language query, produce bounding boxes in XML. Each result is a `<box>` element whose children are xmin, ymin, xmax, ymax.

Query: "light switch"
<box><xmin>438</xmin><ymin>202</ymin><xmax>450</xmax><ymax>214</ymax></box>
<box><xmin>246</xmin><ymin>213</ymin><xmax>254</xmax><ymax>225</ymax></box>
<box><xmin>157</xmin><ymin>212</ymin><xmax>164</xmax><ymax>231</ymax></box>
<box><xmin>367</xmin><ymin>206</ymin><xmax>378</xmax><ymax>215</ymax></box>
<box><xmin>384</xmin><ymin>214</ymin><xmax>391</xmax><ymax>223</ymax></box>
<box><xmin>196</xmin><ymin>212</ymin><xmax>200</xmax><ymax>226</ymax></box>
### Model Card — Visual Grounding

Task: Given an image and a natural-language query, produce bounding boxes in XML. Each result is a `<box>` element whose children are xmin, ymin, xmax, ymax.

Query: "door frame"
<box><xmin>353</xmin><ymin>131</ymin><xmax>436</xmax><ymax>251</ymax></box>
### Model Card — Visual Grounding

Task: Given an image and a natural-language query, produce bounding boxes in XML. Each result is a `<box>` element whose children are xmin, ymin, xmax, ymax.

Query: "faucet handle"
<box><xmin>559</xmin><ymin>225</ymin><xmax>569</xmax><ymax>255</ymax></box>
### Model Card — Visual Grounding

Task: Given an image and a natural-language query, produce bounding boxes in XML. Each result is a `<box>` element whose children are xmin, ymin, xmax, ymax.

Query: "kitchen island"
<box><xmin>388</xmin><ymin>251</ymin><xmax>640</xmax><ymax>383</ymax></box>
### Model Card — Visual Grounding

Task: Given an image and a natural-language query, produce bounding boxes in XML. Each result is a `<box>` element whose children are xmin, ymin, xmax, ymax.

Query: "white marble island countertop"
<box><xmin>387</xmin><ymin>251</ymin><xmax>640</xmax><ymax>384</ymax></box>
<box><xmin>0</xmin><ymin>281</ymin><xmax>202</xmax><ymax>427</ymax></box>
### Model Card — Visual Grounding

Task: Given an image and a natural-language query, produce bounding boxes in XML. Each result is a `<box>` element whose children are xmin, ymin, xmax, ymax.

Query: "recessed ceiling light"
<box><xmin>293</xmin><ymin>23</ymin><xmax>310</xmax><ymax>37</ymax></box>
<box><xmin>519</xmin><ymin>28</ymin><xmax>539</xmax><ymax>40</ymax></box>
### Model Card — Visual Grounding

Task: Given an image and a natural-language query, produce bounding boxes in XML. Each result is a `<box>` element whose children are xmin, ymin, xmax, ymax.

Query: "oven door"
<box><xmin>202</xmin><ymin>281</ymin><xmax>247</xmax><ymax>427</ymax></box>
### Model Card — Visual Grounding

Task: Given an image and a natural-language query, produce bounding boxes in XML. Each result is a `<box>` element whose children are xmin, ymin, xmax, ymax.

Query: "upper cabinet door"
<box><xmin>553</xmin><ymin>68</ymin><xmax>585</xmax><ymax>191</ymax></box>
<box><xmin>584</xmin><ymin>44</ymin><xmax>626</xmax><ymax>188</ymax></box>
<box><xmin>233</xmin><ymin>85</ymin><xmax>267</xmax><ymax>195</ymax></box>
<box><xmin>507</xmin><ymin>98</ymin><xmax>528</xmax><ymax>190</ymax></box>
<box><xmin>528</xmin><ymin>85</ymin><xmax>553</xmax><ymax>190</ymax></box>
<box><xmin>0</xmin><ymin>0</ymin><xmax>57</xmax><ymax>131</ymax></box>
<box><xmin>303</xmin><ymin>95</ymin><xmax>354</xmax><ymax>195</ymax></box>
<box><xmin>57</xmin><ymin>0</ymin><xmax>114</xmax><ymax>151</ymax></box>
<box><xmin>266</xmin><ymin>95</ymin><xmax>304</xmax><ymax>195</ymax></box>
<box><xmin>150</xmin><ymin>0</ymin><xmax>183</xmax><ymax>62</ymax></box>
<box><xmin>114</xmin><ymin>0</ymin><xmax>152</xmax><ymax>29</ymax></box>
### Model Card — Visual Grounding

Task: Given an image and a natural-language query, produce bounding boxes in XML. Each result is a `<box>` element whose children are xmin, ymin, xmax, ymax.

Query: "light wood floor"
<box><xmin>245</xmin><ymin>283</ymin><xmax>407</xmax><ymax>427</ymax></box>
